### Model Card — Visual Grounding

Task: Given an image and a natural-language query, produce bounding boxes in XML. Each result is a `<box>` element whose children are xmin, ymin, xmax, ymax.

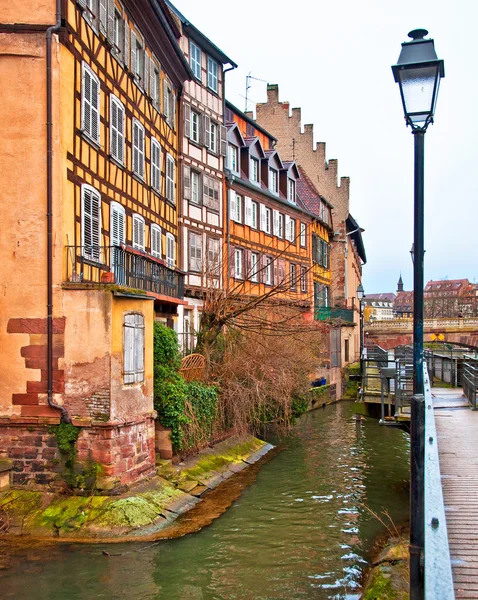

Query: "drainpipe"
<box><xmin>46</xmin><ymin>0</ymin><xmax>70</xmax><ymax>423</ymax></box>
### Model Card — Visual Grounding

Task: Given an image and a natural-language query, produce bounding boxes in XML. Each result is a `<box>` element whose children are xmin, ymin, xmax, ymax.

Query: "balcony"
<box><xmin>314</xmin><ymin>306</ymin><xmax>355</xmax><ymax>324</ymax></box>
<box><xmin>65</xmin><ymin>245</ymin><xmax>184</xmax><ymax>300</ymax></box>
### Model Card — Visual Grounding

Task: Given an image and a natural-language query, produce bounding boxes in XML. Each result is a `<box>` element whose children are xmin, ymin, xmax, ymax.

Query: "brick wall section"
<box><xmin>75</xmin><ymin>414</ymin><xmax>156</xmax><ymax>487</ymax></box>
<box><xmin>7</xmin><ymin>317</ymin><xmax>65</xmax><ymax>418</ymax></box>
<box><xmin>255</xmin><ymin>84</ymin><xmax>350</xmax><ymax>224</ymax></box>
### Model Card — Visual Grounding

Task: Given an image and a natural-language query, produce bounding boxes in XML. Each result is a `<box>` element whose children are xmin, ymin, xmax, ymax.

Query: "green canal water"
<box><xmin>0</xmin><ymin>402</ymin><xmax>410</xmax><ymax>599</ymax></box>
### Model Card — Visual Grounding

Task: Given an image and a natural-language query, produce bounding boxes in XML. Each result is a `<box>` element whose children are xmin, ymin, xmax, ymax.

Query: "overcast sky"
<box><xmin>172</xmin><ymin>0</ymin><xmax>478</xmax><ymax>294</ymax></box>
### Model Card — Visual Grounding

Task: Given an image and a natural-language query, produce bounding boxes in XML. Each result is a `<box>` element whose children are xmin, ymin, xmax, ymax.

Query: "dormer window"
<box><xmin>287</xmin><ymin>178</ymin><xmax>296</xmax><ymax>203</ymax></box>
<box><xmin>190</xmin><ymin>41</ymin><xmax>201</xmax><ymax>80</ymax></box>
<box><xmin>228</xmin><ymin>144</ymin><xmax>238</xmax><ymax>172</ymax></box>
<box><xmin>269</xmin><ymin>168</ymin><xmax>278</xmax><ymax>194</ymax></box>
<box><xmin>250</xmin><ymin>157</ymin><xmax>260</xmax><ymax>185</ymax></box>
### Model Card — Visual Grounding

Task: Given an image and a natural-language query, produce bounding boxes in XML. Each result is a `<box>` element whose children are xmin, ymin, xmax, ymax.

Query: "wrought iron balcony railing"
<box><xmin>314</xmin><ymin>306</ymin><xmax>355</xmax><ymax>324</ymax></box>
<box><xmin>65</xmin><ymin>245</ymin><xmax>184</xmax><ymax>300</ymax></box>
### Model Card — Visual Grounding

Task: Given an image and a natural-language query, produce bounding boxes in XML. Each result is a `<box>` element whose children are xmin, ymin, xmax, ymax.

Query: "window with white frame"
<box><xmin>190</xmin><ymin>110</ymin><xmax>200</xmax><ymax>143</ymax></box>
<box><xmin>132</xmin><ymin>214</ymin><xmax>145</xmax><ymax>250</ymax></box>
<box><xmin>81</xmin><ymin>62</ymin><xmax>100</xmax><ymax>144</ymax></box>
<box><xmin>208</xmin><ymin>121</ymin><xmax>218</xmax><ymax>153</ymax></box>
<box><xmin>289</xmin><ymin>217</ymin><xmax>296</xmax><ymax>242</ymax></box>
<box><xmin>150</xmin><ymin>224</ymin><xmax>161</xmax><ymax>258</ymax></box>
<box><xmin>300</xmin><ymin>222</ymin><xmax>307</xmax><ymax>247</ymax></box>
<box><xmin>278</xmin><ymin>213</ymin><xmax>284</xmax><ymax>238</ymax></box>
<box><xmin>231</xmin><ymin>193</ymin><xmax>242</xmax><ymax>223</ymax></box>
<box><xmin>265</xmin><ymin>256</ymin><xmax>273</xmax><ymax>285</ymax></box>
<box><xmin>250</xmin><ymin>157</ymin><xmax>260</xmax><ymax>185</ymax></box>
<box><xmin>287</xmin><ymin>178</ymin><xmax>296</xmax><ymax>203</ymax></box>
<box><xmin>123</xmin><ymin>313</ymin><xmax>144</xmax><ymax>384</ymax></box>
<box><xmin>203</xmin><ymin>175</ymin><xmax>220</xmax><ymax>211</ymax></box>
<box><xmin>163</xmin><ymin>79</ymin><xmax>175</xmax><ymax>128</ymax></box>
<box><xmin>251</xmin><ymin>201</ymin><xmax>258</xmax><ymax>229</ymax></box>
<box><xmin>265</xmin><ymin>207</ymin><xmax>271</xmax><ymax>234</ymax></box>
<box><xmin>207</xmin><ymin>57</ymin><xmax>218</xmax><ymax>93</ymax></box>
<box><xmin>166</xmin><ymin>233</ymin><xmax>175</xmax><ymax>268</ymax></box>
<box><xmin>269</xmin><ymin>168</ymin><xmax>278</xmax><ymax>194</ymax></box>
<box><xmin>190</xmin><ymin>41</ymin><xmax>201</xmax><ymax>80</ymax></box>
<box><xmin>82</xmin><ymin>184</ymin><xmax>101</xmax><ymax>261</ymax></box>
<box><xmin>228</xmin><ymin>144</ymin><xmax>238</xmax><ymax>172</ymax></box>
<box><xmin>189</xmin><ymin>231</ymin><xmax>202</xmax><ymax>272</ymax></box>
<box><xmin>191</xmin><ymin>171</ymin><xmax>201</xmax><ymax>205</ymax></box>
<box><xmin>132</xmin><ymin>119</ymin><xmax>145</xmax><ymax>178</ymax></box>
<box><xmin>300</xmin><ymin>266</ymin><xmax>307</xmax><ymax>292</ymax></box>
<box><xmin>110</xmin><ymin>95</ymin><xmax>125</xmax><ymax>164</ymax></box>
<box><xmin>251</xmin><ymin>252</ymin><xmax>259</xmax><ymax>282</ymax></box>
<box><xmin>234</xmin><ymin>248</ymin><xmax>243</xmax><ymax>279</ymax></box>
<box><xmin>166</xmin><ymin>154</ymin><xmax>175</xmax><ymax>203</ymax></box>
<box><xmin>151</xmin><ymin>138</ymin><xmax>161</xmax><ymax>192</ymax></box>
<box><xmin>290</xmin><ymin>263</ymin><xmax>297</xmax><ymax>290</ymax></box>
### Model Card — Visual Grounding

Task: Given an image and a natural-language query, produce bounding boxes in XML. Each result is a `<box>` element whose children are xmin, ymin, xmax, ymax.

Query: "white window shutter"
<box><xmin>171</xmin><ymin>91</ymin><xmax>176</xmax><ymax>129</ymax></box>
<box><xmin>244</xmin><ymin>197</ymin><xmax>252</xmax><ymax>226</ymax></box>
<box><xmin>260</xmin><ymin>204</ymin><xmax>266</xmax><ymax>231</ymax></box>
<box><xmin>110</xmin><ymin>204</ymin><xmax>125</xmax><ymax>246</ymax></box>
<box><xmin>106</xmin><ymin>0</ymin><xmax>115</xmax><ymax>44</ymax></box>
<box><xmin>220</xmin><ymin>125</ymin><xmax>227</xmax><ymax>156</ymax></box>
<box><xmin>203</xmin><ymin>115</ymin><xmax>210</xmax><ymax>148</ymax></box>
<box><xmin>132</xmin><ymin>121</ymin><xmax>139</xmax><ymax>174</ymax></box>
<box><xmin>82</xmin><ymin>186</ymin><xmax>101</xmax><ymax>260</ymax></box>
<box><xmin>134</xmin><ymin>320</ymin><xmax>144</xmax><ymax>381</ymax></box>
<box><xmin>229</xmin><ymin>190</ymin><xmax>236</xmax><ymax>221</ymax></box>
<box><xmin>184</xmin><ymin>103</ymin><xmax>191</xmax><ymax>139</ymax></box>
<box><xmin>77</xmin><ymin>0</ymin><xmax>87</xmax><ymax>8</ymax></box>
<box><xmin>123</xmin><ymin>317</ymin><xmax>135</xmax><ymax>383</ymax></box>
<box><xmin>123</xmin><ymin>20</ymin><xmax>129</xmax><ymax>68</ymax></box>
<box><xmin>130</xmin><ymin>30</ymin><xmax>137</xmax><ymax>76</ymax></box>
<box><xmin>163</xmin><ymin>79</ymin><xmax>168</xmax><ymax>117</ymax></box>
<box><xmin>285</xmin><ymin>215</ymin><xmax>291</xmax><ymax>241</ymax></box>
<box><xmin>151</xmin><ymin>225</ymin><xmax>161</xmax><ymax>258</ymax></box>
<box><xmin>144</xmin><ymin>53</ymin><xmax>149</xmax><ymax>95</ymax></box>
<box><xmin>273</xmin><ymin>209</ymin><xmax>279</xmax><ymax>236</ymax></box>
<box><xmin>183</xmin><ymin>165</ymin><xmax>191</xmax><ymax>201</ymax></box>
<box><xmin>150</xmin><ymin>59</ymin><xmax>157</xmax><ymax>103</ymax></box>
<box><xmin>99</xmin><ymin>0</ymin><xmax>107</xmax><ymax>34</ymax></box>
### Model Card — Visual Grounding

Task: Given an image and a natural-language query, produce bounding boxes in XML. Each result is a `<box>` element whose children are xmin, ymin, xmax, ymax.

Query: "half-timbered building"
<box><xmin>0</xmin><ymin>0</ymin><xmax>191</xmax><ymax>489</ymax></box>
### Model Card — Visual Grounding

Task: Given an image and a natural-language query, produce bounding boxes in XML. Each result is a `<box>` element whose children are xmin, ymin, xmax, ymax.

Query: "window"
<box><xmin>269</xmin><ymin>168</ymin><xmax>278</xmax><ymax>194</ymax></box>
<box><xmin>250</xmin><ymin>157</ymin><xmax>260</xmax><ymax>184</ymax></box>
<box><xmin>150</xmin><ymin>60</ymin><xmax>160</xmax><ymax>109</ymax></box>
<box><xmin>81</xmin><ymin>184</ymin><xmax>101</xmax><ymax>261</ymax></box>
<box><xmin>287</xmin><ymin>178</ymin><xmax>296</xmax><ymax>203</ymax></box>
<box><xmin>251</xmin><ymin>252</ymin><xmax>259</xmax><ymax>283</ymax></box>
<box><xmin>290</xmin><ymin>264</ymin><xmax>297</xmax><ymax>290</ymax></box>
<box><xmin>163</xmin><ymin>79</ymin><xmax>175</xmax><ymax>128</ymax></box>
<box><xmin>300</xmin><ymin>222</ymin><xmax>307</xmax><ymax>247</ymax></box>
<box><xmin>132</xmin><ymin>119</ymin><xmax>145</xmax><ymax>179</ymax></box>
<box><xmin>285</xmin><ymin>216</ymin><xmax>295</xmax><ymax>242</ymax></box>
<box><xmin>110</xmin><ymin>202</ymin><xmax>125</xmax><ymax>281</ymax></box>
<box><xmin>278</xmin><ymin>213</ymin><xmax>284</xmax><ymax>238</ymax></box>
<box><xmin>151</xmin><ymin>138</ymin><xmax>161</xmax><ymax>192</ymax></box>
<box><xmin>251</xmin><ymin>201</ymin><xmax>258</xmax><ymax>229</ymax></box>
<box><xmin>234</xmin><ymin>248</ymin><xmax>243</xmax><ymax>279</ymax></box>
<box><xmin>132</xmin><ymin>214</ymin><xmax>145</xmax><ymax>250</ymax></box>
<box><xmin>166</xmin><ymin>154</ymin><xmax>175</xmax><ymax>203</ymax></box>
<box><xmin>265</xmin><ymin>256</ymin><xmax>273</xmax><ymax>285</ymax></box>
<box><xmin>207</xmin><ymin>237</ymin><xmax>220</xmax><ymax>270</ymax></box>
<box><xmin>265</xmin><ymin>207</ymin><xmax>271</xmax><ymax>234</ymax></box>
<box><xmin>123</xmin><ymin>313</ymin><xmax>144</xmax><ymax>384</ymax></box>
<box><xmin>83</xmin><ymin>0</ymin><xmax>99</xmax><ymax>29</ymax></box>
<box><xmin>228</xmin><ymin>144</ymin><xmax>238</xmax><ymax>172</ymax></box>
<box><xmin>131</xmin><ymin>31</ymin><xmax>145</xmax><ymax>85</ymax></box>
<box><xmin>151</xmin><ymin>224</ymin><xmax>161</xmax><ymax>258</ymax></box>
<box><xmin>231</xmin><ymin>192</ymin><xmax>242</xmax><ymax>223</ymax></box>
<box><xmin>191</xmin><ymin>171</ymin><xmax>201</xmax><ymax>205</ymax></box>
<box><xmin>166</xmin><ymin>233</ymin><xmax>175</xmax><ymax>268</ymax></box>
<box><xmin>110</xmin><ymin>95</ymin><xmax>124</xmax><ymax>164</ymax></box>
<box><xmin>81</xmin><ymin>62</ymin><xmax>100</xmax><ymax>144</ymax></box>
<box><xmin>190</xmin><ymin>42</ymin><xmax>201</xmax><ymax>79</ymax></box>
<box><xmin>189</xmin><ymin>231</ymin><xmax>202</xmax><ymax>272</ymax></box>
<box><xmin>314</xmin><ymin>283</ymin><xmax>330</xmax><ymax>307</ymax></box>
<box><xmin>207</xmin><ymin>57</ymin><xmax>218</xmax><ymax>93</ymax></box>
<box><xmin>190</xmin><ymin>110</ymin><xmax>200</xmax><ymax>143</ymax></box>
<box><xmin>300</xmin><ymin>266</ymin><xmax>307</xmax><ymax>292</ymax></box>
<box><xmin>208</xmin><ymin>121</ymin><xmax>218</xmax><ymax>153</ymax></box>
<box><xmin>113</xmin><ymin>9</ymin><xmax>125</xmax><ymax>60</ymax></box>
<box><xmin>203</xmin><ymin>176</ymin><xmax>220</xmax><ymax>211</ymax></box>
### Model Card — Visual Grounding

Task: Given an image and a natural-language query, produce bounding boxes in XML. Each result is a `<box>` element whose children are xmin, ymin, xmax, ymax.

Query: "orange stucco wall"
<box><xmin>0</xmin><ymin>1</ymin><xmax>55</xmax><ymax>25</ymax></box>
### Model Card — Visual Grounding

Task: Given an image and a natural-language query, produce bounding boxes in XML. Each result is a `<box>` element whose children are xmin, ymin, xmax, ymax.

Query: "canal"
<box><xmin>0</xmin><ymin>402</ymin><xmax>410</xmax><ymax>599</ymax></box>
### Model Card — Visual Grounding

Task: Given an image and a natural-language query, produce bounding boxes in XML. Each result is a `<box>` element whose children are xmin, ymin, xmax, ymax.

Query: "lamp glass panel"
<box><xmin>399</xmin><ymin>65</ymin><xmax>439</xmax><ymax>123</ymax></box>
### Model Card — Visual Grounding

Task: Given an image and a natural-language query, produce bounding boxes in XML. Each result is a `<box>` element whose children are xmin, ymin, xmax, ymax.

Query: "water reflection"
<box><xmin>0</xmin><ymin>402</ymin><xmax>409</xmax><ymax>599</ymax></box>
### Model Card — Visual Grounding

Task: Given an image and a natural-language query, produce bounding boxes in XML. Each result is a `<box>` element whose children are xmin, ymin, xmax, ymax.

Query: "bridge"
<box><xmin>356</xmin><ymin>349</ymin><xmax>478</xmax><ymax>598</ymax></box>
<box><xmin>365</xmin><ymin>317</ymin><xmax>478</xmax><ymax>350</ymax></box>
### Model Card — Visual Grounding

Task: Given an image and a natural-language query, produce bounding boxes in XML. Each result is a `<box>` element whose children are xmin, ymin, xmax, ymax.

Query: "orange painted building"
<box><xmin>0</xmin><ymin>0</ymin><xmax>191</xmax><ymax>489</ymax></box>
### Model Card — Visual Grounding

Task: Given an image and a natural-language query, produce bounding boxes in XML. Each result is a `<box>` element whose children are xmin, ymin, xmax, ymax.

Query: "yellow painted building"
<box><xmin>0</xmin><ymin>0</ymin><xmax>191</xmax><ymax>489</ymax></box>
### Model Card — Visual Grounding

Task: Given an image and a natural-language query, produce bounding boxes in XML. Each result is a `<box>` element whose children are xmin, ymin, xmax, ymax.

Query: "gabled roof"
<box><xmin>226</xmin><ymin>122</ymin><xmax>245</xmax><ymax>147</ymax></box>
<box><xmin>164</xmin><ymin>0</ymin><xmax>237</xmax><ymax>68</ymax></box>
<box><xmin>244</xmin><ymin>136</ymin><xmax>266</xmax><ymax>159</ymax></box>
<box><xmin>282</xmin><ymin>161</ymin><xmax>300</xmax><ymax>179</ymax></box>
<box><xmin>264</xmin><ymin>150</ymin><xmax>284</xmax><ymax>170</ymax></box>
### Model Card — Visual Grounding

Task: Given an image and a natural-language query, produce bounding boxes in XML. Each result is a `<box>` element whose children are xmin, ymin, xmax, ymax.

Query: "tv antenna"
<box><xmin>245</xmin><ymin>73</ymin><xmax>267</xmax><ymax>112</ymax></box>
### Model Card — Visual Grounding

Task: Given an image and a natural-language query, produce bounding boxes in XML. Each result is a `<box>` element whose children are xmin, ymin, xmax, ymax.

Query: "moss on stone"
<box><xmin>363</xmin><ymin>569</ymin><xmax>397</xmax><ymax>600</ymax></box>
<box><xmin>33</xmin><ymin>495</ymin><xmax>109</xmax><ymax>532</ymax></box>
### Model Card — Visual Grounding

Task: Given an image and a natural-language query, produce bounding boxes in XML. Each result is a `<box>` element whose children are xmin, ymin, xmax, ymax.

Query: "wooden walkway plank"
<box><xmin>434</xmin><ymin>388</ymin><xmax>478</xmax><ymax>599</ymax></box>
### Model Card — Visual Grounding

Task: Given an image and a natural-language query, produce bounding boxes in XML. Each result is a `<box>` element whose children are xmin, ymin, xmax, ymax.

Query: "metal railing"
<box><xmin>463</xmin><ymin>355</ymin><xmax>478</xmax><ymax>409</ymax></box>
<box><xmin>65</xmin><ymin>245</ymin><xmax>184</xmax><ymax>299</ymax></box>
<box><xmin>314</xmin><ymin>306</ymin><xmax>354</xmax><ymax>323</ymax></box>
<box><xmin>423</xmin><ymin>365</ymin><xmax>455</xmax><ymax>599</ymax></box>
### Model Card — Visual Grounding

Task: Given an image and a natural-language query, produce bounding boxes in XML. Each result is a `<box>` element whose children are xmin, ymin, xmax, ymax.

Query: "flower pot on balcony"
<box><xmin>101</xmin><ymin>272</ymin><xmax>115</xmax><ymax>283</ymax></box>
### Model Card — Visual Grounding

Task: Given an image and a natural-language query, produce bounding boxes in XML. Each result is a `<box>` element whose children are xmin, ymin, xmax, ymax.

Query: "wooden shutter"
<box><xmin>259</xmin><ymin>254</ymin><xmax>266</xmax><ymax>284</ymax></box>
<box><xmin>132</xmin><ymin>121</ymin><xmax>139</xmax><ymax>174</ymax></box>
<box><xmin>130</xmin><ymin>30</ymin><xmax>137</xmax><ymax>76</ymax></box>
<box><xmin>82</xmin><ymin>186</ymin><xmax>101</xmax><ymax>260</ymax></box>
<box><xmin>260</xmin><ymin>204</ymin><xmax>266</xmax><ymax>231</ymax></box>
<box><xmin>273</xmin><ymin>209</ymin><xmax>279</xmax><ymax>236</ymax></box>
<box><xmin>99</xmin><ymin>0</ymin><xmax>107</xmax><ymax>33</ymax></box>
<box><xmin>244</xmin><ymin>197</ymin><xmax>251</xmax><ymax>226</ymax></box>
<box><xmin>82</xmin><ymin>65</ymin><xmax>100</xmax><ymax>143</ymax></box>
<box><xmin>171</xmin><ymin>91</ymin><xmax>176</xmax><ymax>129</ymax></box>
<box><xmin>229</xmin><ymin>248</ymin><xmax>235</xmax><ymax>278</ymax></box>
<box><xmin>184</xmin><ymin>103</ymin><xmax>191</xmax><ymax>139</ymax></box>
<box><xmin>77</xmin><ymin>0</ymin><xmax>87</xmax><ymax>8</ymax></box>
<box><xmin>123</xmin><ymin>19</ymin><xmax>129</xmax><ymax>68</ymax></box>
<box><xmin>220</xmin><ymin>125</ymin><xmax>227</xmax><ymax>156</ymax></box>
<box><xmin>279</xmin><ymin>259</ymin><xmax>286</xmax><ymax>285</ymax></box>
<box><xmin>123</xmin><ymin>314</ymin><xmax>135</xmax><ymax>384</ymax></box>
<box><xmin>285</xmin><ymin>215</ymin><xmax>291</xmax><ymax>241</ymax></box>
<box><xmin>312</xmin><ymin>235</ymin><xmax>317</xmax><ymax>263</ymax></box>
<box><xmin>183</xmin><ymin>165</ymin><xmax>191</xmax><ymax>201</ymax></box>
<box><xmin>144</xmin><ymin>53</ymin><xmax>149</xmax><ymax>94</ymax></box>
<box><xmin>163</xmin><ymin>79</ymin><xmax>168</xmax><ymax>117</ymax></box>
<box><xmin>134</xmin><ymin>315</ymin><xmax>144</xmax><ymax>381</ymax></box>
<box><xmin>151</xmin><ymin>139</ymin><xmax>161</xmax><ymax>191</ymax></box>
<box><xmin>203</xmin><ymin>115</ymin><xmax>210</xmax><ymax>148</ymax></box>
<box><xmin>150</xmin><ymin>59</ymin><xmax>157</xmax><ymax>104</ymax></box>
<box><xmin>110</xmin><ymin>204</ymin><xmax>125</xmax><ymax>247</ymax></box>
<box><xmin>151</xmin><ymin>225</ymin><xmax>161</xmax><ymax>258</ymax></box>
<box><xmin>106</xmin><ymin>0</ymin><xmax>114</xmax><ymax>43</ymax></box>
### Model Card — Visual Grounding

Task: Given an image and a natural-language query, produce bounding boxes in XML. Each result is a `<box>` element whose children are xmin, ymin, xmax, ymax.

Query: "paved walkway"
<box><xmin>434</xmin><ymin>387</ymin><xmax>478</xmax><ymax>599</ymax></box>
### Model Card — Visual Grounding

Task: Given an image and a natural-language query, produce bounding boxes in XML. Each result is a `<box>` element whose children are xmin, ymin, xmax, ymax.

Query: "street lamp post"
<box><xmin>392</xmin><ymin>29</ymin><xmax>444</xmax><ymax>600</ymax></box>
<box><xmin>357</xmin><ymin>284</ymin><xmax>365</xmax><ymax>379</ymax></box>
